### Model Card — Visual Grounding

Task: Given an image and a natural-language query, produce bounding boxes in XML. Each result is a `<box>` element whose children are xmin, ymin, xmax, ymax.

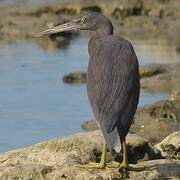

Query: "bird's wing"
<box><xmin>88</xmin><ymin>39</ymin><xmax>139</xmax><ymax>134</ymax></box>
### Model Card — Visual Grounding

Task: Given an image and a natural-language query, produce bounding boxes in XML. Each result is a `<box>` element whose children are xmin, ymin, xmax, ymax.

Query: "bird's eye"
<box><xmin>80</xmin><ymin>18</ymin><xmax>85</xmax><ymax>24</ymax></box>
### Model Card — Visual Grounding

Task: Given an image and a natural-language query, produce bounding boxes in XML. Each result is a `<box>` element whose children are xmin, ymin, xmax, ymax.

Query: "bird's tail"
<box><xmin>98</xmin><ymin>122</ymin><xmax>121</xmax><ymax>153</ymax></box>
<box><xmin>107</xmin><ymin>127</ymin><xmax>121</xmax><ymax>153</ymax></box>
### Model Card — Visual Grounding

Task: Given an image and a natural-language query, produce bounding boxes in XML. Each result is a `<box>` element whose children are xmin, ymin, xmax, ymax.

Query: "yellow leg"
<box><xmin>77</xmin><ymin>143</ymin><xmax>107</xmax><ymax>169</ymax></box>
<box><xmin>118</xmin><ymin>139</ymin><xmax>145</xmax><ymax>171</ymax></box>
<box><xmin>119</xmin><ymin>139</ymin><xmax>129</xmax><ymax>169</ymax></box>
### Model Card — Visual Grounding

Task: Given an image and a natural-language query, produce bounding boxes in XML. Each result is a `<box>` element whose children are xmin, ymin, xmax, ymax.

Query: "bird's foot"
<box><xmin>118</xmin><ymin>162</ymin><xmax>146</xmax><ymax>172</ymax></box>
<box><xmin>77</xmin><ymin>162</ymin><xmax>117</xmax><ymax>175</ymax></box>
<box><xmin>108</xmin><ymin>161</ymin><xmax>146</xmax><ymax>171</ymax></box>
<box><xmin>77</xmin><ymin>162</ymin><xmax>106</xmax><ymax>169</ymax></box>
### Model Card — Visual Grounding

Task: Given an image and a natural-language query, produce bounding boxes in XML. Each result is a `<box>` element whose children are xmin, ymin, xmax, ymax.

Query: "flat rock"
<box><xmin>62</xmin><ymin>64</ymin><xmax>169</xmax><ymax>85</ymax></box>
<box><xmin>140</xmin><ymin>63</ymin><xmax>180</xmax><ymax>94</ymax></box>
<box><xmin>82</xmin><ymin>118</ymin><xmax>98</xmax><ymax>131</ymax></box>
<box><xmin>63</xmin><ymin>71</ymin><xmax>87</xmax><ymax>84</ymax></box>
<box><xmin>156</xmin><ymin>131</ymin><xmax>180</xmax><ymax>159</ymax></box>
<box><xmin>139</xmin><ymin>63</ymin><xmax>166</xmax><ymax>78</ymax></box>
<box><xmin>0</xmin><ymin>0</ymin><xmax>180</xmax><ymax>50</ymax></box>
<box><xmin>0</xmin><ymin>130</ymin><xmax>171</xmax><ymax>180</ymax></box>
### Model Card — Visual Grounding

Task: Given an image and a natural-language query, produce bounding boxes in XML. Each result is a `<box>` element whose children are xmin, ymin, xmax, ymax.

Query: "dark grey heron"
<box><xmin>36</xmin><ymin>12</ymin><xmax>140</xmax><ymax>170</ymax></box>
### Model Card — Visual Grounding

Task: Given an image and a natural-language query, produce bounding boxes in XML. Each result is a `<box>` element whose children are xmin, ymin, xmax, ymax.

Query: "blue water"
<box><xmin>0</xmin><ymin>37</ymin><xmax>173</xmax><ymax>152</ymax></box>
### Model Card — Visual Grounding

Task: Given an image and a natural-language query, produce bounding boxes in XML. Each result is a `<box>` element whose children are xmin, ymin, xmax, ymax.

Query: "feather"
<box><xmin>87</xmin><ymin>35</ymin><xmax>140</xmax><ymax>152</ymax></box>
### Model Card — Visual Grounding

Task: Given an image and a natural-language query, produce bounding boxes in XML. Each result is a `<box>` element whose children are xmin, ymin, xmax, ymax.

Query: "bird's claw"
<box><xmin>77</xmin><ymin>162</ymin><xmax>117</xmax><ymax>175</ymax></box>
<box><xmin>118</xmin><ymin>163</ymin><xmax>146</xmax><ymax>172</ymax></box>
<box><xmin>77</xmin><ymin>162</ymin><xmax>106</xmax><ymax>169</ymax></box>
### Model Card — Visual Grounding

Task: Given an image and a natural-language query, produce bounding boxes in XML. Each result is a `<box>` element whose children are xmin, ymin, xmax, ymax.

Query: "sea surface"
<box><xmin>0</xmin><ymin>37</ymin><xmax>179</xmax><ymax>152</ymax></box>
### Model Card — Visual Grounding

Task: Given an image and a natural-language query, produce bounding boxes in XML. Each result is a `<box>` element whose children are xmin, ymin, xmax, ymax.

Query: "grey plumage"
<box><xmin>36</xmin><ymin>12</ymin><xmax>140</xmax><ymax>154</ymax></box>
<box><xmin>87</xmin><ymin>35</ymin><xmax>140</xmax><ymax>152</ymax></box>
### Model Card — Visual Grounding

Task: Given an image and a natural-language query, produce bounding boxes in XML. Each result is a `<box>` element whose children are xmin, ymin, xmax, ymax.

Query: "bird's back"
<box><xmin>87</xmin><ymin>35</ymin><xmax>140</xmax><ymax>152</ymax></box>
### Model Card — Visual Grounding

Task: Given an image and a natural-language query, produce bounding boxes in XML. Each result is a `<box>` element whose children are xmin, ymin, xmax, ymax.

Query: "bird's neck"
<box><xmin>95</xmin><ymin>23</ymin><xmax>113</xmax><ymax>37</ymax></box>
<box><xmin>88</xmin><ymin>24</ymin><xmax>113</xmax><ymax>56</ymax></box>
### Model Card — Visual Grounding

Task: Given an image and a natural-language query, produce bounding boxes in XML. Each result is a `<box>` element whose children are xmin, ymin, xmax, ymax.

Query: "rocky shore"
<box><xmin>0</xmin><ymin>0</ymin><xmax>180</xmax><ymax>50</ymax></box>
<box><xmin>82</xmin><ymin>99</ymin><xmax>180</xmax><ymax>143</ymax></box>
<box><xmin>63</xmin><ymin>63</ymin><xmax>180</xmax><ymax>99</ymax></box>
<box><xmin>0</xmin><ymin>0</ymin><xmax>179</xmax><ymax>179</ymax></box>
<box><xmin>0</xmin><ymin>131</ymin><xmax>179</xmax><ymax>179</ymax></box>
<box><xmin>80</xmin><ymin>64</ymin><xmax>180</xmax><ymax>144</ymax></box>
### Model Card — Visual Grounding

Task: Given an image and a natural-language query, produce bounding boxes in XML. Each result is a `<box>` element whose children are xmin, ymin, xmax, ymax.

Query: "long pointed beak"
<box><xmin>35</xmin><ymin>22</ymin><xmax>80</xmax><ymax>37</ymax></box>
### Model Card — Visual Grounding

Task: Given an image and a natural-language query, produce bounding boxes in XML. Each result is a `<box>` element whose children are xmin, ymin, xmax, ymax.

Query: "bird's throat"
<box><xmin>96</xmin><ymin>24</ymin><xmax>113</xmax><ymax>37</ymax></box>
<box><xmin>88</xmin><ymin>22</ymin><xmax>113</xmax><ymax>56</ymax></box>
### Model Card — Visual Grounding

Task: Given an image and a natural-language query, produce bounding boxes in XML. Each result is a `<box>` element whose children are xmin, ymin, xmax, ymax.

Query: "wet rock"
<box><xmin>142</xmin><ymin>0</ymin><xmax>164</xmax><ymax>17</ymax></box>
<box><xmin>141</xmin><ymin>73</ymin><xmax>171</xmax><ymax>93</ymax></box>
<box><xmin>111</xmin><ymin>0</ymin><xmax>143</xmax><ymax>19</ymax></box>
<box><xmin>81</xmin><ymin>119</ymin><xmax>98</xmax><ymax>131</ymax></box>
<box><xmin>82</xmin><ymin>100</ymin><xmax>180</xmax><ymax>143</ymax></box>
<box><xmin>141</xmin><ymin>63</ymin><xmax>180</xmax><ymax>94</ymax></box>
<box><xmin>148</xmin><ymin>100</ymin><xmax>180</xmax><ymax>121</ymax></box>
<box><xmin>0</xmin><ymin>131</ymin><xmax>173</xmax><ymax>180</ymax></box>
<box><xmin>80</xmin><ymin>64</ymin><xmax>180</xmax><ymax>143</ymax></box>
<box><xmin>139</xmin><ymin>63</ymin><xmax>166</xmax><ymax>78</ymax></box>
<box><xmin>63</xmin><ymin>71</ymin><xmax>87</xmax><ymax>84</ymax></box>
<box><xmin>0</xmin><ymin>0</ymin><xmax>179</xmax><ymax>50</ymax></box>
<box><xmin>62</xmin><ymin>64</ymin><xmax>170</xmax><ymax>85</ymax></box>
<box><xmin>49</xmin><ymin>35</ymin><xmax>70</xmax><ymax>48</ymax></box>
<box><xmin>0</xmin><ymin>5</ymin><xmax>77</xmax><ymax>49</ymax></box>
<box><xmin>176</xmin><ymin>46</ymin><xmax>180</xmax><ymax>53</ymax></box>
<box><xmin>81</xmin><ymin>6</ymin><xmax>102</xmax><ymax>13</ymax></box>
<box><xmin>170</xmin><ymin>91</ymin><xmax>180</xmax><ymax>101</ymax></box>
<box><xmin>131</xmin><ymin>100</ymin><xmax>180</xmax><ymax>143</ymax></box>
<box><xmin>156</xmin><ymin>131</ymin><xmax>180</xmax><ymax>159</ymax></box>
<box><xmin>165</xmin><ymin>19</ymin><xmax>180</xmax><ymax>53</ymax></box>
<box><xmin>47</xmin><ymin>30</ymin><xmax>78</xmax><ymax>49</ymax></box>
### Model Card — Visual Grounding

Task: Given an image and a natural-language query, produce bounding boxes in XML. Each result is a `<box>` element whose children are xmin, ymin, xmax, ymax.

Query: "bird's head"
<box><xmin>35</xmin><ymin>12</ymin><xmax>113</xmax><ymax>37</ymax></box>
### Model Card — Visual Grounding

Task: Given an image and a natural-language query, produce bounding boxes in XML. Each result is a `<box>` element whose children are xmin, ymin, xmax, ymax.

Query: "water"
<box><xmin>0</xmin><ymin>0</ymin><xmax>67</xmax><ymax>7</ymax></box>
<box><xmin>0</xmin><ymin>37</ymin><xmax>178</xmax><ymax>152</ymax></box>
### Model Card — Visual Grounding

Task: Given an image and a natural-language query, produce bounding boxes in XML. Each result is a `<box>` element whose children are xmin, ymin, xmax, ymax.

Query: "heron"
<box><xmin>36</xmin><ymin>12</ymin><xmax>140</xmax><ymax>170</ymax></box>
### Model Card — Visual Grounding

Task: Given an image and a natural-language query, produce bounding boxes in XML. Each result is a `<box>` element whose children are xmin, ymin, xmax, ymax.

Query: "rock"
<box><xmin>63</xmin><ymin>71</ymin><xmax>87</xmax><ymax>84</ymax></box>
<box><xmin>176</xmin><ymin>45</ymin><xmax>180</xmax><ymax>53</ymax></box>
<box><xmin>156</xmin><ymin>131</ymin><xmax>180</xmax><ymax>159</ymax></box>
<box><xmin>0</xmin><ymin>0</ymin><xmax>179</xmax><ymax>50</ymax></box>
<box><xmin>139</xmin><ymin>63</ymin><xmax>166</xmax><ymax>78</ymax></box>
<box><xmin>82</xmin><ymin>100</ymin><xmax>180</xmax><ymax>143</ymax></box>
<box><xmin>147</xmin><ymin>100</ymin><xmax>180</xmax><ymax>121</ymax></box>
<box><xmin>0</xmin><ymin>131</ymin><xmax>167</xmax><ymax>180</ymax></box>
<box><xmin>62</xmin><ymin>64</ymin><xmax>169</xmax><ymax>85</ymax></box>
<box><xmin>0</xmin><ymin>4</ymin><xmax>76</xmax><ymax>49</ymax></box>
<box><xmin>81</xmin><ymin>119</ymin><xmax>98</xmax><ymax>131</ymax></box>
<box><xmin>132</xmin><ymin>159</ymin><xmax>180</xmax><ymax>178</ymax></box>
<box><xmin>141</xmin><ymin>63</ymin><xmax>180</xmax><ymax>94</ymax></box>
<box><xmin>113</xmin><ymin>133</ymin><xmax>162</xmax><ymax>164</ymax></box>
<box><xmin>170</xmin><ymin>91</ymin><xmax>180</xmax><ymax>101</ymax></box>
<box><xmin>62</xmin><ymin>62</ymin><xmax>180</xmax><ymax>95</ymax></box>
<box><xmin>165</xmin><ymin>19</ymin><xmax>180</xmax><ymax>49</ymax></box>
<box><xmin>142</xmin><ymin>0</ymin><xmax>164</xmax><ymax>17</ymax></box>
<box><xmin>130</xmin><ymin>100</ymin><xmax>180</xmax><ymax>143</ymax></box>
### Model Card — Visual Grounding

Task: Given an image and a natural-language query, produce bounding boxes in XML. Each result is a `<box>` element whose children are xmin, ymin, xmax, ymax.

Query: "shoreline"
<box><xmin>0</xmin><ymin>1</ymin><xmax>179</xmax><ymax>178</ymax></box>
<box><xmin>0</xmin><ymin>130</ymin><xmax>179</xmax><ymax>179</ymax></box>
<box><xmin>0</xmin><ymin>0</ymin><xmax>179</xmax><ymax>50</ymax></box>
